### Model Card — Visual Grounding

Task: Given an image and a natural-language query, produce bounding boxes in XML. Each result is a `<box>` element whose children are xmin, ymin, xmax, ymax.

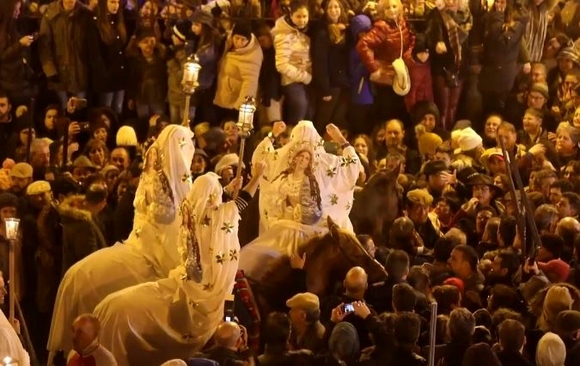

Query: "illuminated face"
<box><xmin>293</xmin><ymin>150</ymin><xmax>311</xmax><ymax>172</ymax></box>
<box><xmin>421</xmin><ymin>114</ymin><xmax>437</xmax><ymax>132</ymax></box>
<box><xmin>557</xmin><ymin>130</ymin><xmax>577</xmax><ymax>154</ymax></box>
<box><xmin>484</xmin><ymin>116</ymin><xmax>501</xmax><ymax>139</ymax></box>
<box><xmin>93</xmin><ymin>127</ymin><xmax>108</xmax><ymax>143</ymax></box>
<box><xmin>291</xmin><ymin>7</ymin><xmax>309</xmax><ymax>30</ymax></box>
<box><xmin>232</xmin><ymin>35</ymin><xmax>249</xmax><ymax>50</ymax></box>
<box><xmin>107</xmin><ymin>0</ymin><xmax>120</xmax><ymax>14</ymax></box>
<box><xmin>326</xmin><ymin>0</ymin><xmax>341</xmax><ymax>23</ymax></box>
<box><xmin>44</xmin><ymin>109</ymin><xmax>58</xmax><ymax>130</ymax></box>
<box><xmin>353</xmin><ymin>137</ymin><xmax>368</xmax><ymax>156</ymax></box>
<box><xmin>384</xmin><ymin>0</ymin><xmax>400</xmax><ymax>19</ymax></box>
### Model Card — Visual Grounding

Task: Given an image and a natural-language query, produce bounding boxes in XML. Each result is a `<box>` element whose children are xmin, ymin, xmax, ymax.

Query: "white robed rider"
<box><xmin>238</xmin><ymin>121</ymin><xmax>362</xmax><ymax>281</ymax></box>
<box><xmin>47</xmin><ymin>125</ymin><xmax>195</xmax><ymax>361</ymax></box>
<box><xmin>94</xmin><ymin>165</ymin><xmax>265</xmax><ymax>366</ymax></box>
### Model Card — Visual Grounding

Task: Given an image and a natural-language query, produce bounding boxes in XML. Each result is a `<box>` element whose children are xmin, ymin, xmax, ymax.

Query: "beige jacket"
<box><xmin>214</xmin><ymin>33</ymin><xmax>263</xmax><ymax>110</ymax></box>
<box><xmin>271</xmin><ymin>16</ymin><xmax>312</xmax><ymax>86</ymax></box>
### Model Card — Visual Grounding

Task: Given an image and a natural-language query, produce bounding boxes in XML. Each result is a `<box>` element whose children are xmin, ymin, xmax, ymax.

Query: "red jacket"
<box><xmin>356</xmin><ymin>18</ymin><xmax>415</xmax><ymax>74</ymax></box>
<box><xmin>405</xmin><ymin>58</ymin><xmax>433</xmax><ymax>111</ymax></box>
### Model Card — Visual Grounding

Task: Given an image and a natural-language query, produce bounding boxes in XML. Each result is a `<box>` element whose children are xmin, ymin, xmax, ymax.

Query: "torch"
<box><xmin>4</xmin><ymin>218</ymin><xmax>19</xmax><ymax>324</ymax></box>
<box><xmin>181</xmin><ymin>55</ymin><xmax>202</xmax><ymax>128</ymax></box>
<box><xmin>232</xmin><ymin>97</ymin><xmax>256</xmax><ymax>200</ymax></box>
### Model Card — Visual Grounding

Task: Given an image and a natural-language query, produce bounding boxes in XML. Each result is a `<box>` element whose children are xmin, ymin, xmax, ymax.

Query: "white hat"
<box><xmin>214</xmin><ymin>153</ymin><xmax>245</xmax><ymax>174</ymax></box>
<box><xmin>392</xmin><ymin>58</ymin><xmax>411</xmax><ymax>96</ymax></box>
<box><xmin>454</xmin><ymin>127</ymin><xmax>482</xmax><ymax>154</ymax></box>
<box><xmin>160</xmin><ymin>360</ymin><xmax>187</xmax><ymax>366</ymax></box>
<box><xmin>116</xmin><ymin>125</ymin><xmax>138</xmax><ymax>147</ymax></box>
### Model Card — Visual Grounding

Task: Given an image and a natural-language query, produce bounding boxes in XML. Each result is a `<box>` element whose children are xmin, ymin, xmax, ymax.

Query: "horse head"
<box><xmin>350</xmin><ymin>165</ymin><xmax>403</xmax><ymax>243</ymax></box>
<box><xmin>301</xmin><ymin>217</ymin><xmax>388</xmax><ymax>296</ymax></box>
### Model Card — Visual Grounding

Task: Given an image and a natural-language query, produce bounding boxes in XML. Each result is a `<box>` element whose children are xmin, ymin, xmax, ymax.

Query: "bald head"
<box><xmin>558</xmin><ymin>217</ymin><xmax>580</xmax><ymax>232</ymax></box>
<box><xmin>344</xmin><ymin>266</ymin><xmax>368</xmax><ymax>296</ymax></box>
<box><xmin>72</xmin><ymin>314</ymin><xmax>101</xmax><ymax>352</ymax></box>
<box><xmin>445</xmin><ymin>228</ymin><xmax>467</xmax><ymax>246</ymax></box>
<box><xmin>214</xmin><ymin>321</ymin><xmax>241</xmax><ymax>349</ymax></box>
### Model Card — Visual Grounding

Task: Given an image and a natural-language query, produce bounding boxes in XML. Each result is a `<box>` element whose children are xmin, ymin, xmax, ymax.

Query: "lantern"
<box><xmin>182</xmin><ymin>55</ymin><xmax>201</xmax><ymax>95</ymax></box>
<box><xmin>236</xmin><ymin>96</ymin><xmax>257</xmax><ymax>137</ymax></box>
<box><xmin>4</xmin><ymin>218</ymin><xmax>19</xmax><ymax>240</ymax></box>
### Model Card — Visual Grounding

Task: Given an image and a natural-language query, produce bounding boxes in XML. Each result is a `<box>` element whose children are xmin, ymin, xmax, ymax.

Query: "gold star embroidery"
<box><xmin>318</xmin><ymin>138</ymin><xmax>325</xmax><ymax>148</ymax></box>
<box><xmin>207</xmin><ymin>193</ymin><xmax>217</xmax><ymax>204</ymax></box>
<box><xmin>326</xmin><ymin>166</ymin><xmax>337</xmax><ymax>178</ymax></box>
<box><xmin>346</xmin><ymin>201</ymin><xmax>352</xmax><ymax>210</ymax></box>
<box><xmin>203</xmin><ymin>283</ymin><xmax>214</xmax><ymax>291</ymax></box>
<box><xmin>273</xmin><ymin>151</ymin><xmax>279</xmax><ymax>160</ymax></box>
<box><xmin>229</xmin><ymin>249</ymin><xmax>238</xmax><ymax>261</ymax></box>
<box><xmin>135</xmin><ymin>228</ymin><xmax>142</xmax><ymax>238</ymax></box>
<box><xmin>216</xmin><ymin>253</ymin><xmax>225</xmax><ymax>264</ymax></box>
<box><xmin>201</xmin><ymin>215</ymin><xmax>211</xmax><ymax>226</ymax></box>
<box><xmin>329</xmin><ymin>194</ymin><xmax>339</xmax><ymax>205</ymax></box>
<box><xmin>182</xmin><ymin>173</ymin><xmax>192</xmax><ymax>183</ymax></box>
<box><xmin>221</xmin><ymin>221</ymin><xmax>234</xmax><ymax>233</ymax></box>
<box><xmin>178</xmin><ymin>137</ymin><xmax>187</xmax><ymax>149</ymax></box>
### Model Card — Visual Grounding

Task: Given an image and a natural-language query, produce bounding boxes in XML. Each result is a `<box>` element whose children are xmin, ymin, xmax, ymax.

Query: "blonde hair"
<box><xmin>557</xmin><ymin>121</ymin><xmax>580</xmax><ymax>145</ymax></box>
<box><xmin>377</xmin><ymin>0</ymin><xmax>404</xmax><ymax>21</ymax></box>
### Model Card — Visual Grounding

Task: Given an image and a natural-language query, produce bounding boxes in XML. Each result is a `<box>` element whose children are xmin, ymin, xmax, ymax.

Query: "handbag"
<box><xmin>443</xmin><ymin>67</ymin><xmax>459</xmax><ymax>88</ymax></box>
<box><xmin>370</xmin><ymin>20</ymin><xmax>405</xmax><ymax>87</ymax></box>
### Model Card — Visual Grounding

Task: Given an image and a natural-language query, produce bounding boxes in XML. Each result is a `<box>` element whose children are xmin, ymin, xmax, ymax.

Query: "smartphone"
<box><xmin>78</xmin><ymin>122</ymin><xmax>90</xmax><ymax>131</ymax></box>
<box><xmin>342</xmin><ymin>303</ymin><xmax>355</xmax><ymax>314</ymax></box>
<box><xmin>224</xmin><ymin>315</ymin><xmax>232</xmax><ymax>322</ymax></box>
<box><xmin>224</xmin><ymin>295</ymin><xmax>235</xmax><ymax>322</ymax></box>
<box><xmin>73</xmin><ymin>98</ymin><xmax>88</xmax><ymax>109</ymax></box>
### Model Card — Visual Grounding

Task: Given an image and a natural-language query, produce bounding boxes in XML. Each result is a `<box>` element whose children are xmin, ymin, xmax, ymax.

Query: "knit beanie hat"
<box><xmin>329</xmin><ymin>322</ymin><xmax>360</xmax><ymax>360</ymax></box>
<box><xmin>173</xmin><ymin>19</ymin><xmax>193</xmax><ymax>42</ymax></box>
<box><xmin>416</xmin><ymin>124</ymin><xmax>443</xmax><ymax>156</ymax></box>
<box><xmin>536</xmin><ymin>332</ymin><xmax>566</xmax><ymax>366</ymax></box>
<box><xmin>0</xmin><ymin>192</ymin><xmax>19</xmax><ymax>210</ymax></box>
<box><xmin>529</xmin><ymin>82</ymin><xmax>549</xmax><ymax>100</ymax></box>
<box><xmin>540</xmin><ymin>286</ymin><xmax>573</xmax><ymax>332</ymax></box>
<box><xmin>557</xmin><ymin>44</ymin><xmax>579</xmax><ymax>65</ymax></box>
<box><xmin>411</xmin><ymin>100</ymin><xmax>440</xmax><ymax>126</ymax></box>
<box><xmin>232</xmin><ymin>19</ymin><xmax>253</xmax><ymax>40</ymax></box>
<box><xmin>454</xmin><ymin>127</ymin><xmax>482</xmax><ymax>154</ymax></box>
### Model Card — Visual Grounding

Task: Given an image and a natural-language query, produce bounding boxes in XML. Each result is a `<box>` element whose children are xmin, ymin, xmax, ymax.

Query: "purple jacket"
<box><xmin>349</xmin><ymin>15</ymin><xmax>373</xmax><ymax>105</ymax></box>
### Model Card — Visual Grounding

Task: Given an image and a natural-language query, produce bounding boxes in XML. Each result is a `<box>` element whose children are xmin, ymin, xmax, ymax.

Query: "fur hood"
<box><xmin>58</xmin><ymin>195</ymin><xmax>92</xmax><ymax>222</ymax></box>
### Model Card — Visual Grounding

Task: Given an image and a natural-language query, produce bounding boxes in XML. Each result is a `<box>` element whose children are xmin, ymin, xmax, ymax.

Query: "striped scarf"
<box><xmin>524</xmin><ymin>7</ymin><xmax>550</xmax><ymax>62</ymax></box>
<box><xmin>441</xmin><ymin>9</ymin><xmax>473</xmax><ymax>67</ymax></box>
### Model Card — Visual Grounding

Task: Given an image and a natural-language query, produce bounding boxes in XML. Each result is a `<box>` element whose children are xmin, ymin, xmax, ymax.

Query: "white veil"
<box><xmin>252</xmin><ymin>121</ymin><xmax>361</xmax><ymax>231</ymax></box>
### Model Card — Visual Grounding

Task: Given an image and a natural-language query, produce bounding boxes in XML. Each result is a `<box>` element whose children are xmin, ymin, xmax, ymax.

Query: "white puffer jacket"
<box><xmin>271</xmin><ymin>16</ymin><xmax>312</xmax><ymax>86</ymax></box>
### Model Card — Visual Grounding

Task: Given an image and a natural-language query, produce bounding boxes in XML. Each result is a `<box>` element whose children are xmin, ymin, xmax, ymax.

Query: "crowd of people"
<box><xmin>2</xmin><ymin>0</ymin><xmax>580</xmax><ymax>365</ymax></box>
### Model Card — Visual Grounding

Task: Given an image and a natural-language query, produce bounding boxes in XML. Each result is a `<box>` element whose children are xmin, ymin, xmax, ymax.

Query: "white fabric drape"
<box><xmin>239</xmin><ymin>121</ymin><xmax>361</xmax><ymax>280</ymax></box>
<box><xmin>95</xmin><ymin>173</ymin><xmax>240</xmax><ymax>366</ymax></box>
<box><xmin>47</xmin><ymin>125</ymin><xmax>195</xmax><ymax>355</ymax></box>
<box><xmin>0</xmin><ymin>310</ymin><xmax>30</xmax><ymax>366</ymax></box>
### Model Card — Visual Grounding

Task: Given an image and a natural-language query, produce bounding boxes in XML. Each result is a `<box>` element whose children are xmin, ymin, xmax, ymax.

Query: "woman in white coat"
<box><xmin>47</xmin><ymin>125</ymin><xmax>195</xmax><ymax>361</ymax></box>
<box><xmin>272</xmin><ymin>0</ymin><xmax>312</xmax><ymax>125</ymax></box>
<box><xmin>213</xmin><ymin>19</ymin><xmax>263</xmax><ymax>121</ymax></box>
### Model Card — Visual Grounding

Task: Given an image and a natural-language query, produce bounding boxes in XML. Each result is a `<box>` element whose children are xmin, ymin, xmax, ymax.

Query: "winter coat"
<box><xmin>38</xmin><ymin>1</ymin><xmax>94</xmax><ymax>93</ymax></box>
<box><xmin>126</xmin><ymin>45</ymin><xmax>168</xmax><ymax>105</ymax></box>
<box><xmin>405</xmin><ymin>57</ymin><xmax>433</xmax><ymax>110</ymax></box>
<box><xmin>356</xmin><ymin>17</ymin><xmax>415</xmax><ymax>75</ymax></box>
<box><xmin>311</xmin><ymin>22</ymin><xmax>350</xmax><ymax>96</ymax></box>
<box><xmin>167</xmin><ymin>45</ymin><xmax>189</xmax><ymax>106</ymax></box>
<box><xmin>59</xmin><ymin>195</ymin><xmax>108</xmax><ymax>276</ymax></box>
<box><xmin>259</xmin><ymin>47</ymin><xmax>282</xmax><ymax>105</ymax></box>
<box><xmin>272</xmin><ymin>16</ymin><xmax>312</xmax><ymax>86</ymax></box>
<box><xmin>194</xmin><ymin>41</ymin><xmax>219</xmax><ymax>91</ymax></box>
<box><xmin>89</xmin><ymin>15</ymin><xmax>127</xmax><ymax>93</ymax></box>
<box><xmin>349</xmin><ymin>15</ymin><xmax>373</xmax><ymax>105</ymax></box>
<box><xmin>0</xmin><ymin>25</ymin><xmax>36</xmax><ymax>100</ymax></box>
<box><xmin>214</xmin><ymin>33</ymin><xmax>263</xmax><ymax>110</ymax></box>
<box><xmin>479</xmin><ymin>11</ymin><xmax>526</xmax><ymax>93</ymax></box>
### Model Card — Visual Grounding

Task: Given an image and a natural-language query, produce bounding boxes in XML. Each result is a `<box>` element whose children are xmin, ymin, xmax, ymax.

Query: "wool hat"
<box><xmin>480</xmin><ymin>148</ymin><xmax>504</xmax><ymax>171</ymax></box>
<box><xmin>135</xmin><ymin>26</ymin><xmax>156</xmax><ymax>42</ymax></box>
<box><xmin>2</xmin><ymin>159</ymin><xmax>15</xmax><ymax>170</ymax></box>
<box><xmin>538</xmin><ymin>259</ymin><xmax>570</xmax><ymax>283</ymax></box>
<box><xmin>416</xmin><ymin>127</ymin><xmax>443</xmax><ymax>157</ymax></box>
<box><xmin>555</xmin><ymin>310</ymin><xmax>580</xmax><ymax>334</ymax></box>
<box><xmin>214</xmin><ymin>153</ymin><xmax>245</xmax><ymax>174</ymax></box>
<box><xmin>529</xmin><ymin>82</ymin><xmax>549</xmax><ymax>100</ymax></box>
<box><xmin>100</xmin><ymin>165</ymin><xmax>120</xmax><ymax>177</ymax></box>
<box><xmin>10</xmin><ymin>162</ymin><xmax>33</xmax><ymax>178</ymax></box>
<box><xmin>411</xmin><ymin>101</ymin><xmax>440</xmax><ymax>126</ymax></box>
<box><xmin>232</xmin><ymin>19</ymin><xmax>253</xmax><ymax>40</ymax></box>
<box><xmin>0</xmin><ymin>192</ymin><xmax>18</xmax><ymax>209</ymax></box>
<box><xmin>72</xmin><ymin>156</ymin><xmax>97</xmax><ymax>170</ymax></box>
<box><xmin>116</xmin><ymin>125</ymin><xmax>138</xmax><ymax>147</ymax></box>
<box><xmin>406</xmin><ymin>189</ymin><xmax>433</xmax><ymax>206</ymax></box>
<box><xmin>392</xmin><ymin>58</ymin><xmax>411</xmax><ymax>96</ymax></box>
<box><xmin>454</xmin><ymin>127</ymin><xmax>482</xmax><ymax>154</ymax></box>
<box><xmin>173</xmin><ymin>19</ymin><xmax>193</xmax><ymax>42</ymax></box>
<box><xmin>286</xmin><ymin>292</ymin><xmax>320</xmax><ymax>313</ymax></box>
<box><xmin>557</xmin><ymin>44</ymin><xmax>579</xmax><ymax>64</ymax></box>
<box><xmin>190</xmin><ymin>10</ymin><xmax>214</xmax><ymax>28</ymax></box>
<box><xmin>443</xmin><ymin>277</ymin><xmax>465</xmax><ymax>294</ymax></box>
<box><xmin>536</xmin><ymin>332</ymin><xmax>566</xmax><ymax>366</ymax></box>
<box><xmin>26</xmin><ymin>180</ymin><xmax>51</xmax><ymax>196</ymax></box>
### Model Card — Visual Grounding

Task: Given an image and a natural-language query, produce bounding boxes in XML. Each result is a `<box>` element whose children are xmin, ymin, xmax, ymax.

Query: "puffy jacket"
<box><xmin>214</xmin><ymin>33</ymin><xmax>263</xmax><ymax>110</ymax></box>
<box><xmin>356</xmin><ymin>18</ymin><xmax>415</xmax><ymax>74</ymax></box>
<box><xmin>271</xmin><ymin>16</ymin><xmax>312</xmax><ymax>86</ymax></box>
<box><xmin>349</xmin><ymin>14</ymin><xmax>373</xmax><ymax>105</ymax></box>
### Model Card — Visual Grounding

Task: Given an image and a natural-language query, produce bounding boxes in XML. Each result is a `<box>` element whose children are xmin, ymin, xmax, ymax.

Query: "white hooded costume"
<box><xmin>238</xmin><ymin>121</ymin><xmax>361</xmax><ymax>280</ymax></box>
<box><xmin>94</xmin><ymin>173</ymin><xmax>243</xmax><ymax>366</ymax></box>
<box><xmin>47</xmin><ymin>125</ymin><xmax>195</xmax><ymax>356</ymax></box>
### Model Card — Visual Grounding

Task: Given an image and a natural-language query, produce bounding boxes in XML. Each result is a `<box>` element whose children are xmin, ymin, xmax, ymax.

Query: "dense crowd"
<box><xmin>3</xmin><ymin>0</ymin><xmax>580</xmax><ymax>365</ymax></box>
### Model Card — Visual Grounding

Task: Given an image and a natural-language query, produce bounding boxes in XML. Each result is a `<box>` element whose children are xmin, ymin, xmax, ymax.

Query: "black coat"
<box><xmin>0</xmin><ymin>24</ymin><xmax>36</xmax><ymax>101</ymax></box>
<box><xmin>90</xmin><ymin>15</ymin><xmax>127</xmax><ymax>93</ymax></box>
<box><xmin>479</xmin><ymin>11</ymin><xmax>526</xmax><ymax>93</ymax></box>
<box><xmin>311</xmin><ymin>23</ymin><xmax>350</xmax><ymax>95</ymax></box>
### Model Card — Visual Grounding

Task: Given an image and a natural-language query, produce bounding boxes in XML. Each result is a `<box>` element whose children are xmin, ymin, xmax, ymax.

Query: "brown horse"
<box><xmin>252</xmin><ymin>216</ymin><xmax>386</xmax><ymax>314</ymax></box>
<box><xmin>349</xmin><ymin>166</ymin><xmax>403</xmax><ymax>244</ymax></box>
<box><xmin>238</xmin><ymin>167</ymin><xmax>403</xmax><ymax>247</ymax></box>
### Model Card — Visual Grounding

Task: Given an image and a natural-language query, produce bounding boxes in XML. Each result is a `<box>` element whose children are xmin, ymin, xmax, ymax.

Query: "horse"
<box><xmin>233</xmin><ymin>216</ymin><xmax>388</xmax><ymax>349</ymax></box>
<box><xmin>238</xmin><ymin>167</ymin><xmax>403</xmax><ymax>247</ymax></box>
<box><xmin>349</xmin><ymin>166</ymin><xmax>404</xmax><ymax>245</ymax></box>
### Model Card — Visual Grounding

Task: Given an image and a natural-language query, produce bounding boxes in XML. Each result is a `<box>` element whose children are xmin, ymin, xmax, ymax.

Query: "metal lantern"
<box><xmin>236</xmin><ymin>96</ymin><xmax>257</xmax><ymax>138</ymax></box>
<box><xmin>5</xmin><ymin>218</ymin><xmax>19</xmax><ymax>240</ymax></box>
<box><xmin>232</xmin><ymin>97</ymin><xmax>257</xmax><ymax>199</ymax></box>
<box><xmin>181</xmin><ymin>55</ymin><xmax>202</xmax><ymax>127</ymax></box>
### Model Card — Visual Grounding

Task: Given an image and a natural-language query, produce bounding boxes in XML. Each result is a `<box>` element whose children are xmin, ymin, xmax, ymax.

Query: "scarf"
<box><xmin>440</xmin><ymin>8</ymin><xmax>473</xmax><ymax>67</ymax></box>
<box><xmin>524</xmin><ymin>3</ymin><xmax>551</xmax><ymax>62</ymax></box>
